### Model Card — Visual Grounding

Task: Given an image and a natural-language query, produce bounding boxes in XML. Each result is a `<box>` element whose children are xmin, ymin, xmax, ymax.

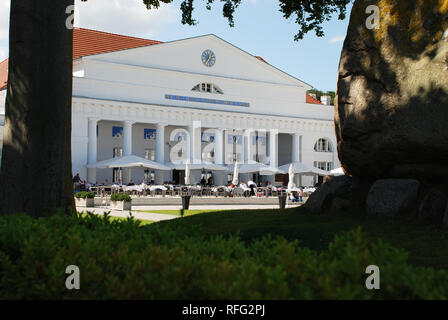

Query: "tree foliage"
<box><xmin>139</xmin><ymin>0</ymin><xmax>352</xmax><ymax>40</ymax></box>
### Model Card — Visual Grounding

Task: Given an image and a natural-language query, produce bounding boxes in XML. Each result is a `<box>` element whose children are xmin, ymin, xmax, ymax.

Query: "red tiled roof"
<box><xmin>0</xmin><ymin>58</ymin><xmax>7</xmax><ymax>90</ymax></box>
<box><xmin>73</xmin><ymin>28</ymin><xmax>161</xmax><ymax>59</ymax></box>
<box><xmin>0</xmin><ymin>28</ymin><xmax>162</xmax><ymax>91</ymax></box>
<box><xmin>254</xmin><ymin>56</ymin><xmax>267</xmax><ymax>63</ymax></box>
<box><xmin>306</xmin><ymin>94</ymin><xmax>323</xmax><ymax>105</ymax></box>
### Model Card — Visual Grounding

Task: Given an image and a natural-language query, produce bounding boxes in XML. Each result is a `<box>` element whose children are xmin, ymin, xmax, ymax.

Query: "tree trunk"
<box><xmin>0</xmin><ymin>0</ymin><xmax>75</xmax><ymax>216</ymax></box>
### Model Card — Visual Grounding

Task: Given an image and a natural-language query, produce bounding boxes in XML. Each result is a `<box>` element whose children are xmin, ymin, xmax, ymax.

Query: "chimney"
<box><xmin>321</xmin><ymin>95</ymin><xmax>331</xmax><ymax>105</ymax></box>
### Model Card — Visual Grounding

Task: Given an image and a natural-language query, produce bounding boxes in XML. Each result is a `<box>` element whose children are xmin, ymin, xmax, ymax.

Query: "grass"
<box><xmin>148</xmin><ymin>206</ymin><xmax>448</xmax><ymax>269</ymax></box>
<box><xmin>136</xmin><ymin>209</ymin><xmax>227</xmax><ymax>216</ymax></box>
<box><xmin>78</xmin><ymin>212</ymin><xmax>155</xmax><ymax>226</ymax></box>
<box><xmin>112</xmin><ymin>216</ymin><xmax>154</xmax><ymax>226</ymax></box>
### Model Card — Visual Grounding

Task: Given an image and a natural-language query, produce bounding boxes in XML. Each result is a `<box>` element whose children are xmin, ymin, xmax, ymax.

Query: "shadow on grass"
<box><xmin>146</xmin><ymin>206</ymin><xmax>448</xmax><ymax>269</ymax></box>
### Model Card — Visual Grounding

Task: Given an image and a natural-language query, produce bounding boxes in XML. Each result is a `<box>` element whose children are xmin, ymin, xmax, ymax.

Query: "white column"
<box><xmin>123</xmin><ymin>120</ymin><xmax>134</xmax><ymax>156</ymax></box>
<box><xmin>245</xmin><ymin>129</ymin><xmax>253</xmax><ymax>164</ymax></box>
<box><xmin>189</xmin><ymin>121</ymin><xmax>201</xmax><ymax>164</ymax></box>
<box><xmin>155</xmin><ymin>123</ymin><xmax>166</xmax><ymax>163</ymax></box>
<box><xmin>122</xmin><ymin>120</ymin><xmax>135</xmax><ymax>183</ymax></box>
<box><xmin>155</xmin><ymin>123</ymin><xmax>166</xmax><ymax>185</ymax></box>
<box><xmin>213</xmin><ymin>128</ymin><xmax>226</xmax><ymax>185</ymax></box>
<box><xmin>87</xmin><ymin>118</ymin><xmax>98</xmax><ymax>184</ymax></box>
<box><xmin>291</xmin><ymin>133</ymin><xmax>300</xmax><ymax>163</ymax></box>
<box><xmin>214</xmin><ymin>128</ymin><xmax>224</xmax><ymax>164</ymax></box>
<box><xmin>269</xmin><ymin>129</ymin><xmax>278</xmax><ymax>168</ymax></box>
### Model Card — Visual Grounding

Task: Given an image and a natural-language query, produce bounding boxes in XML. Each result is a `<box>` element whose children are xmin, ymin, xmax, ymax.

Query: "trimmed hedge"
<box><xmin>74</xmin><ymin>191</ymin><xmax>95</xmax><ymax>199</ymax></box>
<box><xmin>0</xmin><ymin>212</ymin><xmax>447</xmax><ymax>299</ymax></box>
<box><xmin>110</xmin><ymin>193</ymin><xmax>132</xmax><ymax>202</ymax></box>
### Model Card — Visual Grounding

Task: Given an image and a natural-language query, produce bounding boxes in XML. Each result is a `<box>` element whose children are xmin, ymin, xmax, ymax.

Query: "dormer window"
<box><xmin>192</xmin><ymin>83</ymin><xmax>223</xmax><ymax>94</ymax></box>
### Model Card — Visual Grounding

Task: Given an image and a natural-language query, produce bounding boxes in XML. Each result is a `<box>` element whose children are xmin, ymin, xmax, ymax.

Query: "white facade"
<box><xmin>0</xmin><ymin>34</ymin><xmax>339</xmax><ymax>186</ymax></box>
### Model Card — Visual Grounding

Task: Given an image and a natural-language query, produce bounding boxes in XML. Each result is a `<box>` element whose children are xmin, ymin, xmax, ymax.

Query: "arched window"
<box><xmin>192</xmin><ymin>83</ymin><xmax>223</xmax><ymax>94</ymax></box>
<box><xmin>314</xmin><ymin>138</ymin><xmax>332</xmax><ymax>152</ymax></box>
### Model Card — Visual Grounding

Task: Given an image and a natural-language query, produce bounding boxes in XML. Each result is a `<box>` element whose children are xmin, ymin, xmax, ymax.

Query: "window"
<box><xmin>314</xmin><ymin>161</ymin><xmax>333</xmax><ymax>171</ymax></box>
<box><xmin>144</xmin><ymin>169</ymin><xmax>155</xmax><ymax>183</ymax></box>
<box><xmin>145</xmin><ymin>149</ymin><xmax>156</xmax><ymax>161</ymax></box>
<box><xmin>113</xmin><ymin>168</ymin><xmax>122</xmax><ymax>183</ymax></box>
<box><xmin>113</xmin><ymin>147</ymin><xmax>123</xmax><ymax>158</ymax></box>
<box><xmin>314</xmin><ymin>138</ymin><xmax>332</xmax><ymax>152</ymax></box>
<box><xmin>201</xmin><ymin>171</ymin><xmax>213</xmax><ymax>183</ymax></box>
<box><xmin>112</xmin><ymin>147</ymin><xmax>123</xmax><ymax>183</ymax></box>
<box><xmin>192</xmin><ymin>83</ymin><xmax>223</xmax><ymax>94</ymax></box>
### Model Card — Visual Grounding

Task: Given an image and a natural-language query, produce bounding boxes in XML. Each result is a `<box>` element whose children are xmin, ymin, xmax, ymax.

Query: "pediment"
<box><xmin>83</xmin><ymin>34</ymin><xmax>311</xmax><ymax>88</ymax></box>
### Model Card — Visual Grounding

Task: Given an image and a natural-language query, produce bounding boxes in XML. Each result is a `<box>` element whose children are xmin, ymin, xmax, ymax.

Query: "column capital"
<box><xmin>123</xmin><ymin>120</ymin><xmax>136</xmax><ymax>126</ymax></box>
<box><xmin>88</xmin><ymin>117</ymin><xmax>99</xmax><ymax>123</ymax></box>
<box><xmin>157</xmin><ymin>122</ymin><xmax>168</xmax><ymax>127</ymax></box>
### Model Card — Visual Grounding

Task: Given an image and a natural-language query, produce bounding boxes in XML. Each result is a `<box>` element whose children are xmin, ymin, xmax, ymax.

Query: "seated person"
<box><xmin>249</xmin><ymin>184</ymin><xmax>256</xmax><ymax>196</ymax></box>
<box><xmin>239</xmin><ymin>182</ymin><xmax>250</xmax><ymax>197</ymax></box>
<box><xmin>289</xmin><ymin>192</ymin><xmax>299</xmax><ymax>202</ymax></box>
<box><xmin>127</xmin><ymin>179</ymin><xmax>135</xmax><ymax>186</ymax></box>
<box><xmin>141</xmin><ymin>179</ymin><xmax>147</xmax><ymax>186</ymax></box>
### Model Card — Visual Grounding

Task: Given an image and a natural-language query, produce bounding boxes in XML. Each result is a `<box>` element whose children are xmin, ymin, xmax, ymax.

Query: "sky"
<box><xmin>0</xmin><ymin>0</ymin><xmax>353</xmax><ymax>92</ymax></box>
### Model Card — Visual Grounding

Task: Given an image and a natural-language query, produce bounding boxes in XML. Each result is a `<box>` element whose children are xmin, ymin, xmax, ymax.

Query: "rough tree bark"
<box><xmin>0</xmin><ymin>0</ymin><xmax>75</xmax><ymax>216</ymax></box>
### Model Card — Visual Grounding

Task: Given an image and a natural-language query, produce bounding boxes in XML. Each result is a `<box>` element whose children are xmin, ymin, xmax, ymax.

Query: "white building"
<box><xmin>0</xmin><ymin>28</ymin><xmax>339</xmax><ymax>186</ymax></box>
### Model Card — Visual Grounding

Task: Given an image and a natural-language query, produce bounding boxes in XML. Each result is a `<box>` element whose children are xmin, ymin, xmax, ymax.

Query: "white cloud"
<box><xmin>74</xmin><ymin>0</ymin><xmax>178</xmax><ymax>39</ymax></box>
<box><xmin>329</xmin><ymin>35</ymin><xmax>345</xmax><ymax>43</ymax></box>
<box><xmin>0</xmin><ymin>0</ymin><xmax>10</xmax><ymax>40</ymax></box>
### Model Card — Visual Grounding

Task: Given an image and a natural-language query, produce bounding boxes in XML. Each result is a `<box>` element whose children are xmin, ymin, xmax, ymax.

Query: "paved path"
<box><xmin>134</xmin><ymin>204</ymin><xmax>302</xmax><ymax>211</ymax></box>
<box><xmin>77</xmin><ymin>207</ymin><xmax>179</xmax><ymax>221</ymax></box>
<box><xmin>77</xmin><ymin>202</ymin><xmax>303</xmax><ymax>222</ymax></box>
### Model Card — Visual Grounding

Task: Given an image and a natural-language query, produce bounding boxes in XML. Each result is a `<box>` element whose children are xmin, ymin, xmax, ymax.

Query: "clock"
<box><xmin>201</xmin><ymin>49</ymin><xmax>216</xmax><ymax>67</ymax></box>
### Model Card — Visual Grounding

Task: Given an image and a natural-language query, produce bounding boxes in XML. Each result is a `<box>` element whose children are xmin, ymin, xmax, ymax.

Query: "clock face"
<box><xmin>201</xmin><ymin>49</ymin><xmax>216</xmax><ymax>67</ymax></box>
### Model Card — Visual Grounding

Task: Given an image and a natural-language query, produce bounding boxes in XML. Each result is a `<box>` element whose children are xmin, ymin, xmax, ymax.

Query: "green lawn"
<box><xmin>136</xmin><ymin>209</ymin><xmax>228</xmax><ymax>217</ymax></box>
<box><xmin>79</xmin><ymin>212</ymin><xmax>155</xmax><ymax>226</ymax></box>
<box><xmin>148</xmin><ymin>207</ymin><xmax>448</xmax><ymax>269</ymax></box>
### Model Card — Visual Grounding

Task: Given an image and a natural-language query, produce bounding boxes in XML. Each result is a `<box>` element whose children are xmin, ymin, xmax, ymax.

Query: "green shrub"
<box><xmin>0</xmin><ymin>212</ymin><xmax>447</xmax><ymax>299</ymax></box>
<box><xmin>110</xmin><ymin>193</ymin><xmax>132</xmax><ymax>202</ymax></box>
<box><xmin>74</xmin><ymin>191</ymin><xmax>95</xmax><ymax>199</ymax></box>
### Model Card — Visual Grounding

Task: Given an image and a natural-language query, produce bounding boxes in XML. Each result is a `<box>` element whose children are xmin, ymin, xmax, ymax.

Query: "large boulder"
<box><xmin>335</xmin><ymin>1</ymin><xmax>448</xmax><ymax>181</ymax></box>
<box><xmin>366</xmin><ymin>179</ymin><xmax>420</xmax><ymax>217</ymax></box>
<box><xmin>303</xmin><ymin>176</ymin><xmax>354</xmax><ymax>213</ymax></box>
